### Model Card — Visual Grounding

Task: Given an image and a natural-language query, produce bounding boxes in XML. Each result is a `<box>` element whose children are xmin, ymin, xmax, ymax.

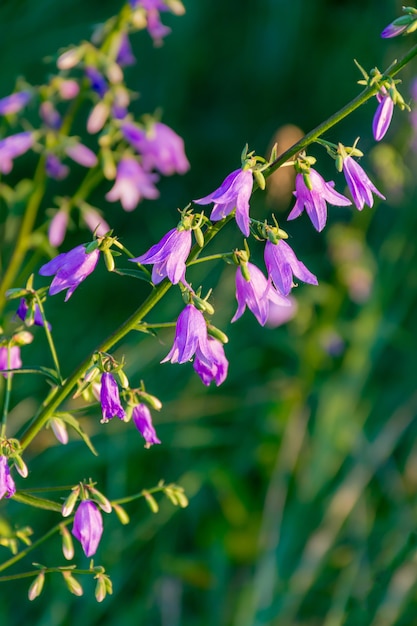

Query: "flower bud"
<box><xmin>103</xmin><ymin>249</ymin><xmax>115</xmax><ymax>272</ymax></box>
<box><xmin>60</xmin><ymin>524</ymin><xmax>75</xmax><ymax>560</ymax></box>
<box><xmin>14</xmin><ymin>454</ymin><xmax>28</xmax><ymax>478</ymax></box>
<box><xmin>87</xmin><ymin>102</ymin><xmax>109</xmax><ymax>134</ymax></box>
<box><xmin>193</xmin><ymin>225</ymin><xmax>204</xmax><ymax>248</ymax></box>
<box><xmin>62</xmin><ymin>571</ymin><xmax>83</xmax><ymax>596</ymax></box>
<box><xmin>112</xmin><ymin>503</ymin><xmax>130</xmax><ymax>525</ymax></box>
<box><xmin>88</xmin><ymin>487</ymin><xmax>112</xmax><ymax>514</ymax></box>
<box><xmin>57</xmin><ymin>47</ymin><xmax>83</xmax><ymax>70</ymax></box>
<box><xmin>116</xmin><ymin>369</ymin><xmax>129</xmax><ymax>389</ymax></box>
<box><xmin>253</xmin><ymin>169</ymin><xmax>266</xmax><ymax>190</ymax></box>
<box><xmin>95</xmin><ymin>575</ymin><xmax>107</xmax><ymax>602</ymax></box>
<box><xmin>138</xmin><ymin>391</ymin><xmax>162</xmax><ymax>411</ymax></box>
<box><xmin>28</xmin><ymin>571</ymin><xmax>45</xmax><ymax>601</ymax></box>
<box><xmin>50</xmin><ymin>417</ymin><xmax>69</xmax><ymax>445</ymax></box>
<box><xmin>207</xmin><ymin>325</ymin><xmax>228</xmax><ymax>344</ymax></box>
<box><xmin>143</xmin><ymin>491</ymin><xmax>159</xmax><ymax>513</ymax></box>
<box><xmin>62</xmin><ymin>486</ymin><xmax>80</xmax><ymax>517</ymax></box>
<box><xmin>12</xmin><ymin>331</ymin><xmax>33</xmax><ymax>346</ymax></box>
<box><xmin>106</xmin><ymin>63</ymin><xmax>123</xmax><ymax>85</ymax></box>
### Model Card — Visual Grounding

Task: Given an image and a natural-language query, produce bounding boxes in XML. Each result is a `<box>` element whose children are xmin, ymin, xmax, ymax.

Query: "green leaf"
<box><xmin>13</xmin><ymin>492</ymin><xmax>63</xmax><ymax>513</ymax></box>
<box><xmin>113</xmin><ymin>268</ymin><xmax>152</xmax><ymax>282</ymax></box>
<box><xmin>57</xmin><ymin>412</ymin><xmax>98</xmax><ymax>456</ymax></box>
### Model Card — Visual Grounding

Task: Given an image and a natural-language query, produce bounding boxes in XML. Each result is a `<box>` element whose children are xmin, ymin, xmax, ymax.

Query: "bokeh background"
<box><xmin>2</xmin><ymin>0</ymin><xmax>417</xmax><ymax>624</ymax></box>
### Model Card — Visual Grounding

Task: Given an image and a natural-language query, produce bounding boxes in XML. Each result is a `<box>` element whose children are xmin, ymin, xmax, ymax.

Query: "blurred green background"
<box><xmin>3</xmin><ymin>0</ymin><xmax>417</xmax><ymax>624</ymax></box>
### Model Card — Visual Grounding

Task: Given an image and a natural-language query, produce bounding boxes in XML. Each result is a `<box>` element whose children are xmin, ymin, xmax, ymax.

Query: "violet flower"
<box><xmin>40</xmin><ymin>102</ymin><xmax>62</xmax><ymax>130</ymax></box>
<box><xmin>16</xmin><ymin>299</ymin><xmax>51</xmax><ymax>330</ymax></box>
<box><xmin>100</xmin><ymin>372</ymin><xmax>126</xmax><ymax>422</ymax></box>
<box><xmin>232</xmin><ymin>261</ymin><xmax>291</xmax><ymax>327</ymax></box>
<box><xmin>0</xmin><ymin>456</ymin><xmax>16</xmax><ymax>500</ymax></box>
<box><xmin>130</xmin><ymin>227</ymin><xmax>191</xmax><ymax>285</ymax></box>
<box><xmin>0</xmin><ymin>346</ymin><xmax>22</xmax><ymax>378</ymax></box>
<box><xmin>58</xmin><ymin>79</ymin><xmax>80</xmax><ymax>100</ymax></box>
<box><xmin>264</xmin><ymin>239</ymin><xmax>318</xmax><ymax>296</ymax></box>
<box><xmin>48</xmin><ymin>209</ymin><xmax>69</xmax><ymax>247</ymax></box>
<box><xmin>85</xmin><ymin>66</ymin><xmax>108</xmax><ymax>98</ymax></box>
<box><xmin>288</xmin><ymin>169</ymin><xmax>351</xmax><ymax>232</ymax></box>
<box><xmin>266</xmin><ymin>296</ymin><xmax>298</xmax><ymax>328</ymax></box>
<box><xmin>381</xmin><ymin>22</ymin><xmax>409</xmax><ymax>38</ymax></box>
<box><xmin>132</xmin><ymin>404</ymin><xmax>161</xmax><ymax>447</ymax></box>
<box><xmin>373</xmin><ymin>89</ymin><xmax>394</xmax><ymax>141</ymax></box>
<box><xmin>0</xmin><ymin>132</ymin><xmax>34</xmax><ymax>174</ymax></box>
<box><xmin>193</xmin><ymin>337</ymin><xmax>228</xmax><ymax>386</ymax></box>
<box><xmin>342</xmin><ymin>156</ymin><xmax>385</xmax><ymax>210</ymax></box>
<box><xmin>194</xmin><ymin>168</ymin><xmax>254</xmax><ymax>237</ymax></box>
<box><xmin>82</xmin><ymin>206</ymin><xmax>110</xmax><ymax>237</ymax></box>
<box><xmin>72</xmin><ymin>500</ymin><xmax>103</xmax><ymax>557</ymax></box>
<box><xmin>45</xmin><ymin>154</ymin><xmax>69</xmax><ymax>180</ymax></box>
<box><xmin>117</xmin><ymin>33</ymin><xmax>136</xmax><ymax>66</ymax></box>
<box><xmin>130</xmin><ymin>0</ymin><xmax>172</xmax><ymax>44</ymax></box>
<box><xmin>39</xmin><ymin>244</ymin><xmax>100</xmax><ymax>301</ymax></box>
<box><xmin>161</xmin><ymin>304</ymin><xmax>213</xmax><ymax>366</ymax></box>
<box><xmin>105</xmin><ymin>158</ymin><xmax>159</xmax><ymax>211</ymax></box>
<box><xmin>65</xmin><ymin>143</ymin><xmax>98</xmax><ymax>168</ymax></box>
<box><xmin>0</xmin><ymin>91</ymin><xmax>31</xmax><ymax>116</ymax></box>
<box><xmin>122</xmin><ymin>121</ymin><xmax>190</xmax><ymax>176</ymax></box>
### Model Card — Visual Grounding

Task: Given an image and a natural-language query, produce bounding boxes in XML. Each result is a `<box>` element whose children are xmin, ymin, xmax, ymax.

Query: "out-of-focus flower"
<box><xmin>132</xmin><ymin>404</ymin><xmax>161</xmax><ymax>447</ymax></box>
<box><xmin>194</xmin><ymin>168</ymin><xmax>253</xmax><ymax>236</ymax></box>
<box><xmin>72</xmin><ymin>500</ymin><xmax>103</xmax><ymax>557</ymax></box>
<box><xmin>264</xmin><ymin>239</ymin><xmax>318</xmax><ymax>296</ymax></box>
<box><xmin>82</xmin><ymin>206</ymin><xmax>110</xmax><ymax>237</ymax></box>
<box><xmin>117</xmin><ymin>33</ymin><xmax>136</xmax><ymax>66</ymax></box>
<box><xmin>0</xmin><ymin>91</ymin><xmax>31</xmax><ymax>116</ymax></box>
<box><xmin>266</xmin><ymin>296</ymin><xmax>298</xmax><ymax>328</ymax></box>
<box><xmin>48</xmin><ymin>209</ymin><xmax>69</xmax><ymax>247</ymax></box>
<box><xmin>87</xmin><ymin>102</ymin><xmax>110</xmax><ymax>134</ymax></box>
<box><xmin>105</xmin><ymin>157</ymin><xmax>159</xmax><ymax>210</ymax></box>
<box><xmin>85</xmin><ymin>66</ymin><xmax>108</xmax><ymax>98</ymax></box>
<box><xmin>342</xmin><ymin>156</ymin><xmax>385</xmax><ymax>210</ymax></box>
<box><xmin>373</xmin><ymin>89</ymin><xmax>394</xmax><ymax>141</ymax></box>
<box><xmin>65</xmin><ymin>143</ymin><xmax>98</xmax><ymax>168</ymax></box>
<box><xmin>130</xmin><ymin>0</ymin><xmax>173</xmax><ymax>45</ymax></box>
<box><xmin>0</xmin><ymin>346</ymin><xmax>22</xmax><ymax>378</ymax></box>
<box><xmin>193</xmin><ymin>336</ymin><xmax>228</xmax><ymax>386</ymax></box>
<box><xmin>58</xmin><ymin>79</ymin><xmax>80</xmax><ymax>100</ymax></box>
<box><xmin>0</xmin><ymin>456</ymin><xmax>16</xmax><ymax>500</ymax></box>
<box><xmin>39</xmin><ymin>102</ymin><xmax>62</xmax><ymax>130</ymax></box>
<box><xmin>161</xmin><ymin>304</ymin><xmax>212</xmax><ymax>365</ymax></box>
<box><xmin>288</xmin><ymin>168</ymin><xmax>351</xmax><ymax>232</ymax></box>
<box><xmin>130</xmin><ymin>227</ymin><xmax>191</xmax><ymax>284</ymax></box>
<box><xmin>100</xmin><ymin>372</ymin><xmax>126</xmax><ymax>423</ymax></box>
<box><xmin>39</xmin><ymin>244</ymin><xmax>100</xmax><ymax>301</ymax></box>
<box><xmin>0</xmin><ymin>132</ymin><xmax>34</xmax><ymax>174</ymax></box>
<box><xmin>45</xmin><ymin>154</ymin><xmax>70</xmax><ymax>180</ymax></box>
<box><xmin>232</xmin><ymin>261</ymin><xmax>291</xmax><ymax>327</ymax></box>
<box><xmin>122</xmin><ymin>121</ymin><xmax>189</xmax><ymax>176</ymax></box>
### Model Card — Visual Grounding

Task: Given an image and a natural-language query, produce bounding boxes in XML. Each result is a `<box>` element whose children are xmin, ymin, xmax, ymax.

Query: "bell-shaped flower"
<box><xmin>65</xmin><ymin>143</ymin><xmax>98</xmax><ymax>168</ymax></box>
<box><xmin>288</xmin><ymin>168</ymin><xmax>351</xmax><ymax>232</ymax></box>
<box><xmin>16</xmin><ymin>299</ymin><xmax>51</xmax><ymax>330</ymax></box>
<box><xmin>0</xmin><ymin>345</ymin><xmax>22</xmax><ymax>378</ymax></box>
<box><xmin>72</xmin><ymin>500</ymin><xmax>103</xmax><ymax>557</ymax></box>
<box><xmin>48</xmin><ymin>209</ymin><xmax>69</xmax><ymax>247</ymax></box>
<box><xmin>105</xmin><ymin>157</ymin><xmax>159</xmax><ymax>211</ymax></box>
<box><xmin>373</xmin><ymin>89</ymin><xmax>395</xmax><ymax>141</ymax></box>
<box><xmin>193</xmin><ymin>337</ymin><xmax>228</xmax><ymax>386</ymax></box>
<box><xmin>100</xmin><ymin>372</ymin><xmax>126</xmax><ymax>423</ymax></box>
<box><xmin>0</xmin><ymin>91</ymin><xmax>31</xmax><ymax>116</ymax></box>
<box><xmin>0</xmin><ymin>456</ymin><xmax>16</xmax><ymax>500</ymax></box>
<box><xmin>117</xmin><ymin>33</ymin><xmax>136</xmax><ymax>66</ymax></box>
<box><xmin>39</xmin><ymin>243</ymin><xmax>100</xmax><ymax>301</ymax></box>
<box><xmin>232</xmin><ymin>261</ymin><xmax>292</xmax><ymax>327</ymax></box>
<box><xmin>132</xmin><ymin>404</ymin><xmax>161</xmax><ymax>447</ymax></box>
<box><xmin>130</xmin><ymin>227</ymin><xmax>191</xmax><ymax>285</ymax></box>
<box><xmin>194</xmin><ymin>168</ymin><xmax>253</xmax><ymax>237</ymax></box>
<box><xmin>122</xmin><ymin>121</ymin><xmax>189</xmax><ymax>175</ymax></box>
<box><xmin>264</xmin><ymin>239</ymin><xmax>318</xmax><ymax>296</ymax></box>
<box><xmin>0</xmin><ymin>132</ymin><xmax>34</xmax><ymax>174</ymax></box>
<box><xmin>82</xmin><ymin>206</ymin><xmax>110</xmax><ymax>238</ymax></box>
<box><xmin>161</xmin><ymin>304</ymin><xmax>213</xmax><ymax>365</ymax></box>
<box><xmin>45</xmin><ymin>154</ymin><xmax>70</xmax><ymax>180</ymax></box>
<box><xmin>342</xmin><ymin>156</ymin><xmax>385</xmax><ymax>210</ymax></box>
<box><xmin>130</xmin><ymin>0</ymin><xmax>172</xmax><ymax>45</ymax></box>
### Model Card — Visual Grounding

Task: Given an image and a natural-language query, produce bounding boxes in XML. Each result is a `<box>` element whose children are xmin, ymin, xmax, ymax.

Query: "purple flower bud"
<box><xmin>381</xmin><ymin>22</ymin><xmax>408</xmax><ymax>38</ymax></box>
<box><xmin>161</xmin><ymin>304</ymin><xmax>213</xmax><ymax>365</ymax></box>
<box><xmin>58</xmin><ymin>79</ymin><xmax>80</xmax><ymax>100</ymax></box>
<box><xmin>0</xmin><ymin>346</ymin><xmax>22</xmax><ymax>378</ymax></box>
<box><xmin>264</xmin><ymin>239</ymin><xmax>318</xmax><ymax>296</ymax></box>
<box><xmin>105</xmin><ymin>158</ymin><xmax>159</xmax><ymax>211</ymax></box>
<box><xmin>288</xmin><ymin>169</ymin><xmax>351</xmax><ymax>232</ymax></box>
<box><xmin>0</xmin><ymin>132</ymin><xmax>34</xmax><ymax>174</ymax></box>
<box><xmin>65</xmin><ymin>143</ymin><xmax>98</xmax><ymax>168</ymax></box>
<box><xmin>372</xmin><ymin>91</ymin><xmax>394</xmax><ymax>141</ymax></box>
<box><xmin>132</xmin><ymin>404</ymin><xmax>161</xmax><ymax>447</ymax></box>
<box><xmin>194</xmin><ymin>168</ymin><xmax>253</xmax><ymax>237</ymax></box>
<box><xmin>232</xmin><ymin>262</ymin><xmax>292</xmax><ymax>327</ymax></box>
<box><xmin>85</xmin><ymin>66</ymin><xmax>108</xmax><ymax>98</ymax></box>
<box><xmin>122</xmin><ymin>121</ymin><xmax>190</xmax><ymax>176</ymax></box>
<box><xmin>193</xmin><ymin>337</ymin><xmax>228</xmax><ymax>386</ymax></box>
<box><xmin>72</xmin><ymin>500</ymin><xmax>103</xmax><ymax>557</ymax></box>
<box><xmin>0</xmin><ymin>91</ymin><xmax>31</xmax><ymax>116</ymax></box>
<box><xmin>16</xmin><ymin>298</ymin><xmax>51</xmax><ymax>330</ymax></box>
<box><xmin>0</xmin><ymin>456</ymin><xmax>16</xmax><ymax>500</ymax></box>
<box><xmin>130</xmin><ymin>227</ymin><xmax>191</xmax><ymax>284</ymax></box>
<box><xmin>100</xmin><ymin>372</ymin><xmax>126</xmax><ymax>422</ymax></box>
<box><xmin>130</xmin><ymin>0</ymin><xmax>172</xmax><ymax>44</ymax></box>
<box><xmin>48</xmin><ymin>209</ymin><xmax>69</xmax><ymax>247</ymax></box>
<box><xmin>117</xmin><ymin>33</ymin><xmax>136</xmax><ymax>67</ymax></box>
<box><xmin>39</xmin><ymin>244</ymin><xmax>100</xmax><ymax>301</ymax></box>
<box><xmin>342</xmin><ymin>156</ymin><xmax>385</xmax><ymax>211</ymax></box>
<box><xmin>39</xmin><ymin>101</ymin><xmax>62</xmax><ymax>130</ymax></box>
<box><xmin>87</xmin><ymin>102</ymin><xmax>109</xmax><ymax>134</ymax></box>
<box><xmin>82</xmin><ymin>207</ymin><xmax>110</xmax><ymax>237</ymax></box>
<box><xmin>45</xmin><ymin>154</ymin><xmax>69</xmax><ymax>180</ymax></box>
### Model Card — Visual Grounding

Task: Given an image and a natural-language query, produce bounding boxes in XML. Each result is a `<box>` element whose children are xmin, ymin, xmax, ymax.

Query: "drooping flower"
<box><xmin>48</xmin><ymin>209</ymin><xmax>69</xmax><ymax>247</ymax></box>
<box><xmin>232</xmin><ymin>261</ymin><xmax>292</xmax><ymax>327</ymax></box>
<box><xmin>0</xmin><ymin>132</ymin><xmax>34</xmax><ymax>174</ymax></box>
<box><xmin>65</xmin><ymin>143</ymin><xmax>98</xmax><ymax>168</ymax></box>
<box><xmin>100</xmin><ymin>372</ymin><xmax>126</xmax><ymax>423</ymax></box>
<box><xmin>373</xmin><ymin>89</ymin><xmax>394</xmax><ymax>141</ymax></box>
<box><xmin>16</xmin><ymin>299</ymin><xmax>51</xmax><ymax>330</ymax></box>
<box><xmin>82</xmin><ymin>206</ymin><xmax>110</xmax><ymax>237</ymax></box>
<box><xmin>132</xmin><ymin>404</ymin><xmax>161</xmax><ymax>447</ymax></box>
<box><xmin>266</xmin><ymin>296</ymin><xmax>298</xmax><ymax>328</ymax></box>
<box><xmin>45</xmin><ymin>154</ymin><xmax>69</xmax><ymax>180</ymax></box>
<box><xmin>122</xmin><ymin>121</ymin><xmax>190</xmax><ymax>176</ymax></box>
<box><xmin>105</xmin><ymin>158</ymin><xmax>159</xmax><ymax>211</ymax></box>
<box><xmin>0</xmin><ymin>91</ymin><xmax>31</xmax><ymax>116</ymax></box>
<box><xmin>39</xmin><ymin>244</ymin><xmax>100</xmax><ymax>301</ymax></box>
<box><xmin>193</xmin><ymin>337</ymin><xmax>228</xmax><ymax>386</ymax></box>
<box><xmin>117</xmin><ymin>33</ymin><xmax>136</xmax><ymax>66</ymax></box>
<box><xmin>288</xmin><ymin>168</ymin><xmax>351</xmax><ymax>232</ymax></box>
<box><xmin>161</xmin><ymin>304</ymin><xmax>213</xmax><ymax>365</ymax></box>
<box><xmin>342</xmin><ymin>156</ymin><xmax>385</xmax><ymax>210</ymax></box>
<box><xmin>130</xmin><ymin>227</ymin><xmax>191</xmax><ymax>284</ymax></box>
<box><xmin>0</xmin><ymin>346</ymin><xmax>22</xmax><ymax>378</ymax></box>
<box><xmin>0</xmin><ymin>456</ymin><xmax>16</xmax><ymax>500</ymax></box>
<box><xmin>264</xmin><ymin>239</ymin><xmax>318</xmax><ymax>296</ymax></box>
<box><xmin>72</xmin><ymin>500</ymin><xmax>103</xmax><ymax>557</ymax></box>
<box><xmin>130</xmin><ymin>0</ymin><xmax>172</xmax><ymax>45</ymax></box>
<box><xmin>194</xmin><ymin>168</ymin><xmax>254</xmax><ymax>237</ymax></box>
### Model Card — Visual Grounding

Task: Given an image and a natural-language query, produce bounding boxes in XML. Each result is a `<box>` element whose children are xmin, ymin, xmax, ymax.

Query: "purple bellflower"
<box><xmin>264</xmin><ymin>239</ymin><xmax>318</xmax><ymax>296</ymax></box>
<box><xmin>45</xmin><ymin>154</ymin><xmax>70</xmax><ymax>180</ymax></box>
<box><xmin>342</xmin><ymin>156</ymin><xmax>385</xmax><ymax>210</ymax></box>
<box><xmin>48</xmin><ymin>209</ymin><xmax>69</xmax><ymax>247</ymax></box>
<box><xmin>0</xmin><ymin>91</ymin><xmax>31</xmax><ymax>116</ymax></box>
<box><xmin>72</xmin><ymin>500</ymin><xmax>103</xmax><ymax>557</ymax></box>
<box><xmin>65</xmin><ymin>143</ymin><xmax>98</xmax><ymax>168</ymax></box>
<box><xmin>117</xmin><ymin>34</ymin><xmax>136</xmax><ymax>66</ymax></box>
<box><xmin>105</xmin><ymin>158</ymin><xmax>159</xmax><ymax>211</ymax></box>
<box><xmin>130</xmin><ymin>227</ymin><xmax>192</xmax><ymax>285</ymax></box>
<box><xmin>85</xmin><ymin>66</ymin><xmax>108</xmax><ymax>98</ymax></box>
<box><xmin>122</xmin><ymin>121</ymin><xmax>190</xmax><ymax>176</ymax></box>
<box><xmin>373</xmin><ymin>89</ymin><xmax>394</xmax><ymax>141</ymax></box>
<box><xmin>40</xmin><ymin>101</ymin><xmax>62</xmax><ymax>130</ymax></box>
<box><xmin>381</xmin><ymin>22</ymin><xmax>409</xmax><ymax>38</ymax></box>
<box><xmin>0</xmin><ymin>456</ymin><xmax>16</xmax><ymax>500</ymax></box>
<box><xmin>132</xmin><ymin>404</ymin><xmax>161</xmax><ymax>447</ymax></box>
<box><xmin>39</xmin><ymin>244</ymin><xmax>100</xmax><ymax>301</ymax></box>
<box><xmin>130</xmin><ymin>0</ymin><xmax>172</xmax><ymax>45</ymax></box>
<box><xmin>82</xmin><ymin>206</ymin><xmax>110</xmax><ymax>238</ymax></box>
<box><xmin>100</xmin><ymin>372</ymin><xmax>126</xmax><ymax>423</ymax></box>
<box><xmin>288</xmin><ymin>168</ymin><xmax>351</xmax><ymax>232</ymax></box>
<box><xmin>266</xmin><ymin>296</ymin><xmax>298</xmax><ymax>328</ymax></box>
<box><xmin>0</xmin><ymin>132</ymin><xmax>34</xmax><ymax>174</ymax></box>
<box><xmin>232</xmin><ymin>261</ymin><xmax>292</xmax><ymax>327</ymax></box>
<box><xmin>16</xmin><ymin>299</ymin><xmax>51</xmax><ymax>330</ymax></box>
<box><xmin>161</xmin><ymin>304</ymin><xmax>213</xmax><ymax>366</ymax></box>
<box><xmin>194</xmin><ymin>168</ymin><xmax>254</xmax><ymax>237</ymax></box>
<box><xmin>193</xmin><ymin>337</ymin><xmax>228</xmax><ymax>386</ymax></box>
<box><xmin>0</xmin><ymin>346</ymin><xmax>22</xmax><ymax>378</ymax></box>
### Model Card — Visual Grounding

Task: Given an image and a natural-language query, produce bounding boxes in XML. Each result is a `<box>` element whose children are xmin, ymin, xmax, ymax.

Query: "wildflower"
<box><xmin>130</xmin><ymin>227</ymin><xmax>191</xmax><ymax>284</ymax></box>
<box><xmin>105</xmin><ymin>158</ymin><xmax>159</xmax><ymax>211</ymax></box>
<box><xmin>39</xmin><ymin>244</ymin><xmax>100</xmax><ymax>301</ymax></box>
<box><xmin>287</xmin><ymin>168</ymin><xmax>351</xmax><ymax>232</ymax></box>
<box><xmin>264</xmin><ymin>239</ymin><xmax>318</xmax><ymax>296</ymax></box>
<box><xmin>0</xmin><ymin>132</ymin><xmax>34</xmax><ymax>174</ymax></box>
<box><xmin>58</xmin><ymin>79</ymin><xmax>80</xmax><ymax>100</ymax></box>
<box><xmin>193</xmin><ymin>337</ymin><xmax>228</xmax><ymax>386</ymax></box>
<box><xmin>381</xmin><ymin>21</ymin><xmax>410</xmax><ymax>39</ymax></box>
<box><xmin>132</xmin><ymin>404</ymin><xmax>161</xmax><ymax>447</ymax></box>
<box><xmin>342</xmin><ymin>156</ymin><xmax>385</xmax><ymax>210</ymax></box>
<box><xmin>48</xmin><ymin>209</ymin><xmax>69</xmax><ymax>247</ymax></box>
<box><xmin>266</xmin><ymin>296</ymin><xmax>298</xmax><ymax>328</ymax></box>
<box><xmin>45</xmin><ymin>154</ymin><xmax>69</xmax><ymax>180</ymax></box>
<box><xmin>85</xmin><ymin>66</ymin><xmax>108</xmax><ymax>98</ymax></box>
<box><xmin>39</xmin><ymin>102</ymin><xmax>62</xmax><ymax>130</ymax></box>
<box><xmin>122</xmin><ymin>121</ymin><xmax>190</xmax><ymax>176</ymax></box>
<box><xmin>82</xmin><ymin>206</ymin><xmax>110</xmax><ymax>237</ymax></box>
<box><xmin>72</xmin><ymin>500</ymin><xmax>103</xmax><ymax>557</ymax></box>
<box><xmin>16</xmin><ymin>299</ymin><xmax>51</xmax><ymax>330</ymax></box>
<box><xmin>117</xmin><ymin>33</ymin><xmax>136</xmax><ymax>66</ymax></box>
<box><xmin>0</xmin><ymin>346</ymin><xmax>22</xmax><ymax>378</ymax></box>
<box><xmin>0</xmin><ymin>91</ymin><xmax>31</xmax><ymax>116</ymax></box>
<box><xmin>161</xmin><ymin>304</ymin><xmax>213</xmax><ymax>365</ymax></box>
<box><xmin>100</xmin><ymin>372</ymin><xmax>126</xmax><ymax>422</ymax></box>
<box><xmin>0</xmin><ymin>456</ymin><xmax>16</xmax><ymax>500</ymax></box>
<box><xmin>373</xmin><ymin>89</ymin><xmax>394</xmax><ymax>141</ymax></box>
<box><xmin>194</xmin><ymin>168</ymin><xmax>253</xmax><ymax>237</ymax></box>
<box><xmin>87</xmin><ymin>102</ymin><xmax>110</xmax><ymax>134</ymax></box>
<box><xmin>232</xmin><ymin>261</ymin><xmax>291</xmax><ymax>327</ymax></box>
<box><xmin>130</xmin><ymin>0</ymin><xmax>172</xmax><ymax>45</ymax></box>
<box><xmin>65</xmin><ymin>143</ymin><xmax>98</xmax><ymax>168</ymax></box>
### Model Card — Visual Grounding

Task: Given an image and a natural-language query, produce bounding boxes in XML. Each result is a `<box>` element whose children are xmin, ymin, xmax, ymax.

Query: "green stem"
<box><xmin>0</xmin><ymin>346</ymin><xmax>13</xmax><ymax>438</ymax></box>
<box><xmin>34</xmin><ymin>293</ymin><xmax>63</xmax><ymax>385</ymax></box>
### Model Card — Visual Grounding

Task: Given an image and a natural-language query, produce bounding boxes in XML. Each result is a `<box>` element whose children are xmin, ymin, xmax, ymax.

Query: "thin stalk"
<box><xmin>34</xmin><ymin>293</ymin><xmax>63</xmax><ymax>384</ymax></box>
<box><xmin>0</xmin><ymin>347</ymin><xmax>13</xmax><ymax>438</ymax></box>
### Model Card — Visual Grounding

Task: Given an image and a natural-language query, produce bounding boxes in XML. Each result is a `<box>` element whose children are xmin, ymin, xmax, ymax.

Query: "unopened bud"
<box><xmin>60</xmin><ymin>524</ymin><xmax>75</xmax><ymax>560</ymax></box>
<box><xmin>138</xmin><ymin>391</ymin><xmax>162</xmax><ymax>411</ymax></box>
<box><xmin>166</xmin><ymin>0</ymin><xmax>185</xmax><ymax>15</ymax></box>
<box><xmin>143</xmin><ymin>491</ymin><xmax>159</xmax><ymax>513</ymax></box>
<box><xmin>207</xmin><ymin>325</ymin><xmax>228</xmax><ymax>344</ymax></box>
<box><xmin>12</xmin><ymin>331</ymin><xmax>33</xmax><ymax>346</ymax></box>
<box><xmin>62</xmin><ymin>486</ymin><xmax>80</xmax><ymax>517</ymax></box>
<box><xmin>241</xmin><ymin>262</ymin><xmax>251</xmax><ymax>282</ymax></box>
<box><xmin>89</xmin><ymin>487</ymin><xmax>112</xmax><ymax>514</ymax></box>
<box><xmin>112</xmin><ymin>503</ymin><xmax>130</xmax><ymax>525</ymax></box>
<box><xmin>175</xmin><ymin>489</ymin><xmax>189</xmax><ymax>508</ymax></box>
<box><xmin>103</xmin><ymin>249</ymin><xmax>115</xmax><ymax>272</ymax></box>
<box><xmin>50</xmin><ymin>417</ymin><xmax>69</xmax><ymax>445</ymax></box>
<box><xmin>106</xmin><ymin>62</ymin><xmax>123</xmax><ymax>84</ymax></box>
<box><xmin>95</xmin><ymin>575</ymin><xmax>107</xmax><ymax>602</ymax></box>
<box><xmin>87</xmin><ymin>102</ymin><xmax>109</xmax><ymax>134</ymax></box>
<box><xmin>28</xmin><ymin>571</ymin><xmax>45</xmax><ymax>601</ymax></box>
<box><xmin>116</xmin><ymin>369</ymin><xmax>129</xmax><ymax>389</ymax></box>
<box><xmin>193</xmin><ymin>225</ymin><xmax>204</xmax><ymax>248</ymax></box>
<box><xmin>14</xmin><ymin>454</ymin><xmax>28</xmax><ymax>478</ymax></box>
<box><xmin>62</xmin><ymin>571</ymin><xmax>83</xmax><ymax>596</ymax></box>
<box><xmin>253</xmin><ymin>169</ymin><xmax>266</xmax><ymax>190</ymax></box>
<box><xmin>57</xmin><ymin>47</ymin><xmax>83</xmax><ymax>70</ymax></box>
